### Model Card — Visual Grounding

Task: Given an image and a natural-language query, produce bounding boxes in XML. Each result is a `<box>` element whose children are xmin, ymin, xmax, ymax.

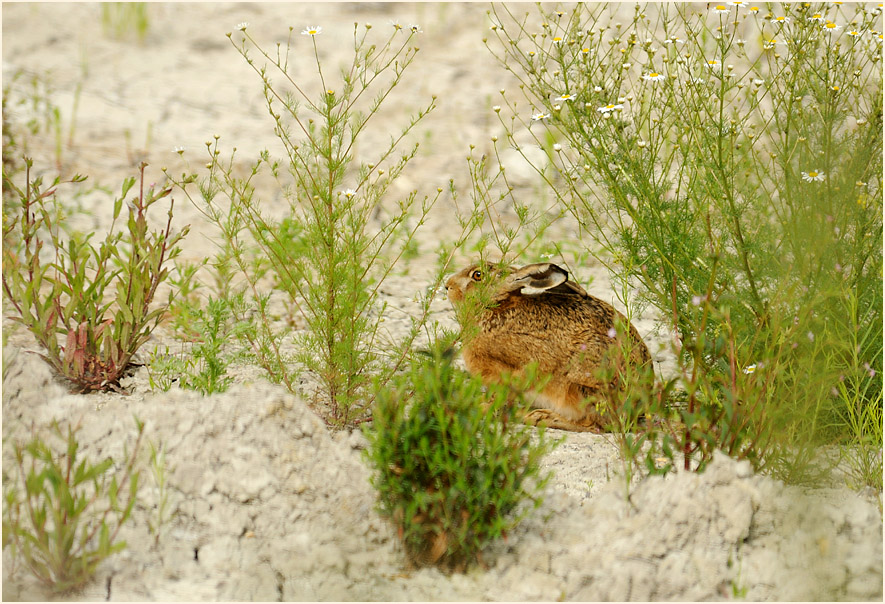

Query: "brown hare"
<box><xmin>445</xmin><ymin>261</ymin><xmax>652</xmax><ymax>432</ymax></box>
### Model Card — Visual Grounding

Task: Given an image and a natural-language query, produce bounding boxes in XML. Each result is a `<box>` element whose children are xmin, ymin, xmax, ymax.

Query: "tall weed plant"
<box><xmin>170</xmin><ymin>22</ymin><xmax>479</xmax><ymax>427</ymax></box>
<box><xmin>487</xmin><ymin>2</ymin><xmax>882</xmax><ymax>484</ymax></box>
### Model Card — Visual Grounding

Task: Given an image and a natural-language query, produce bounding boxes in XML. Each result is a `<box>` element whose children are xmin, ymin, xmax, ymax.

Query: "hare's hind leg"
<box><xmin>521</xmin><ymin>381</ymin><xmax>609</xmax><ymax>432</ymax></box>
<box><xmin>522</xmin><ymin>408</ymin><xmax>605</xmax><ymax>433</ymax></box>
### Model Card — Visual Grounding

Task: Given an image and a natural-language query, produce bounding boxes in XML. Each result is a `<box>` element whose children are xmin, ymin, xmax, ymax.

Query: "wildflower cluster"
<box><xmin>487</xmin><ymin>2</ymin><xmax>882</xmax><ymax>483</ymax></box>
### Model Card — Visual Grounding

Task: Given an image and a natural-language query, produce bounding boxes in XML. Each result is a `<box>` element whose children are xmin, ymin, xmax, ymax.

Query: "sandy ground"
<box><xmin>2</xmin><ymin>2</ymin><xmax>883</xmax><ymax>601</ymax></box>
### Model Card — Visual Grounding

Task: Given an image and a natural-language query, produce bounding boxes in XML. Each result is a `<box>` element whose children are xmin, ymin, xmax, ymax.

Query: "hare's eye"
<box><xmin>470</xmin><ymin>270</ymin><xmax>483</xmax><ymax>281</ymax></box>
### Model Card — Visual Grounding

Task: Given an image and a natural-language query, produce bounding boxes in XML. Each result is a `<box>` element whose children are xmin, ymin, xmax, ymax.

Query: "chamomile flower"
<box><xmin>808</xmin><ymin>12</ymin><xmax>825</xmax><ymax>21</ymax></box>
<box><xmin>801</xmin><ymin>169</ymin><xmax>826</xmax><ymax>182</ymax></box>
<box><xmin>642</xmin><ymin>71</ymin><xmax>666</xmax><ymax>81</ymax></box>
<box><xmin>748</xmin><ymin>6</ymin><xmax>760</xmax><ymax>13</ymax></box>
<box><xmin>822</xmin><ymin>21</ymin><xmax>841</xmax><ymax>32</ymax></box>
<box><xmin>582</xmin><ymin>47</ymin><xmax>590</xmax><ymax>54</ymax></box>
<box><xmin>410</xmin><ymin>24</ymin><xmax>423</xmax><ymax>33</ymax></box>
<box><xmin>772</xmin><ymin>15</ymin><xmax>790</xmax><ymax>24</ymax></box>
<box><xmin>847</xmin><ymin>29</ymin><xmax>862</xmax><ymax>37</ymax></box>
<box><xmin>706</xmin><ymin>59</ymin><xmax>723</xmax><ymax>68</ymax></box>
<box><xmin>173</xmin><ymin>146</ymin><xmax>185</xmax><ymax>154</ymax></box>
<box><xmin>729</xmin><ymin>1</ymin><xmax>746</xmax><ymax>6</ymax></box>
<box><xmin>341</xmin><ymin>188</ymin><xmax>356</xmax><ymax>199</ymax></box>
<box><xmin>743</xmin><ymin>363</ymin><xmax>758</xmax><ymax>374</ymax></box>
<box><xmin>301</xmin><ymin>25</ymin><xmax>322</xmax><ymax>36</ymax></box>
<box><xmin>236</xmin><ymin>22</ymin><xmax>249</xmax><ymax>31</ymax></box>
<box><xmin>531</xmin><ymin>112</ymin><xmax>550</xmax><ymax>121</ymax></box>
<box><xmin>830</xmin><ymin>84</ymin><xmax>841</xmax><ymax>92</ymax></box>
<box><xmin>390</xmin><ymin>19</ymin><xmax>403</xmax><ymax>31</ymax></box>
<box><xmin>552</xmin><ymin>35</ymin><xmax>565</xmax><ymax>44</ymax></box>
<box><xmin>712</xmin><ymin>4</ymin><xmax>730</xmax><ymax>14</ymax></box>
<box><xmin>663</xmin><ymin>35</ymin><xmax>686</xmax><ymax>44</ymax></box>
<box><xmin>555</xmin><ymin>93</ymin><xmax>576</xmax><ymax>102</ymax></box>
<box><xmin>597</xmin><ymin>103</ymin><xmax>623</xmax><ymax>113</ymax></box>
<box><xmin>593</xmin><ymin>85</ymin><xmax>603</xmax><ymax>92</ymax></box>
<box><xmin>763</xmin><ymin>38</ymin><xmax>780</xmax><ymax>49</ymax></box>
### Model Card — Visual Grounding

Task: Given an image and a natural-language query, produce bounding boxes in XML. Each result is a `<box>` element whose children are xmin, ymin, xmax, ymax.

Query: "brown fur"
<box><xmin>446</xmin><ymin>262</ymin><xmax>652</xmax><ymax>432</ymax></box>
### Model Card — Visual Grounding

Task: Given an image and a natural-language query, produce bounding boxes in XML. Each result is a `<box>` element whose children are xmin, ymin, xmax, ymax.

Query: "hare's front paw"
<box><xmin>523</xmin><ymin>408</ymin><xmax>605</xmax><ymax>433</ymax></box>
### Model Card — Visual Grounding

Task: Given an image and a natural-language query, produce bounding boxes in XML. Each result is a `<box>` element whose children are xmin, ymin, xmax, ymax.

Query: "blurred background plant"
<box><xmin>486</xmin><ymin>2</ymin><xmax>882</xmax><ymax>486</ymax></box>
<box><xmin>1</xmin><ymin>69</ymin><xmax>82</xmax><ymax>173</ymax></box>
<box><xmin>101</xmin><ymin>2</ymin><xmax>149</xmax><ymax>43</ymax></box>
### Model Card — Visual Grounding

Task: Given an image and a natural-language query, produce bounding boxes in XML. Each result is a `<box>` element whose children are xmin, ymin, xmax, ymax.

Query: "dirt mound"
<box><xmin>2</xmin><ymin>347</ymin><xmax>881</xmax><ymax>601</ymax></box>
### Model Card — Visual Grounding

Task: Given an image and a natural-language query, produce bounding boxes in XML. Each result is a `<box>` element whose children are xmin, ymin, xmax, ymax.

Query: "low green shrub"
<box><xmin>2</xmin><ymin>419</ymin><xmax>143</xmax><ymax>592</ymax></box>
<box><xmin>364</xmin><ymin>343</ymin><xmax>558</xmax><ymax>572</ymax></box>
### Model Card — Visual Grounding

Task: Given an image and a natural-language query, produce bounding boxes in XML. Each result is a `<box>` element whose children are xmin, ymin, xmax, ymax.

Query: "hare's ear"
<box><xmin>508</xmin><ymin>263</ymin><xmax>569</xmax><ymax>295</ymax></box>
